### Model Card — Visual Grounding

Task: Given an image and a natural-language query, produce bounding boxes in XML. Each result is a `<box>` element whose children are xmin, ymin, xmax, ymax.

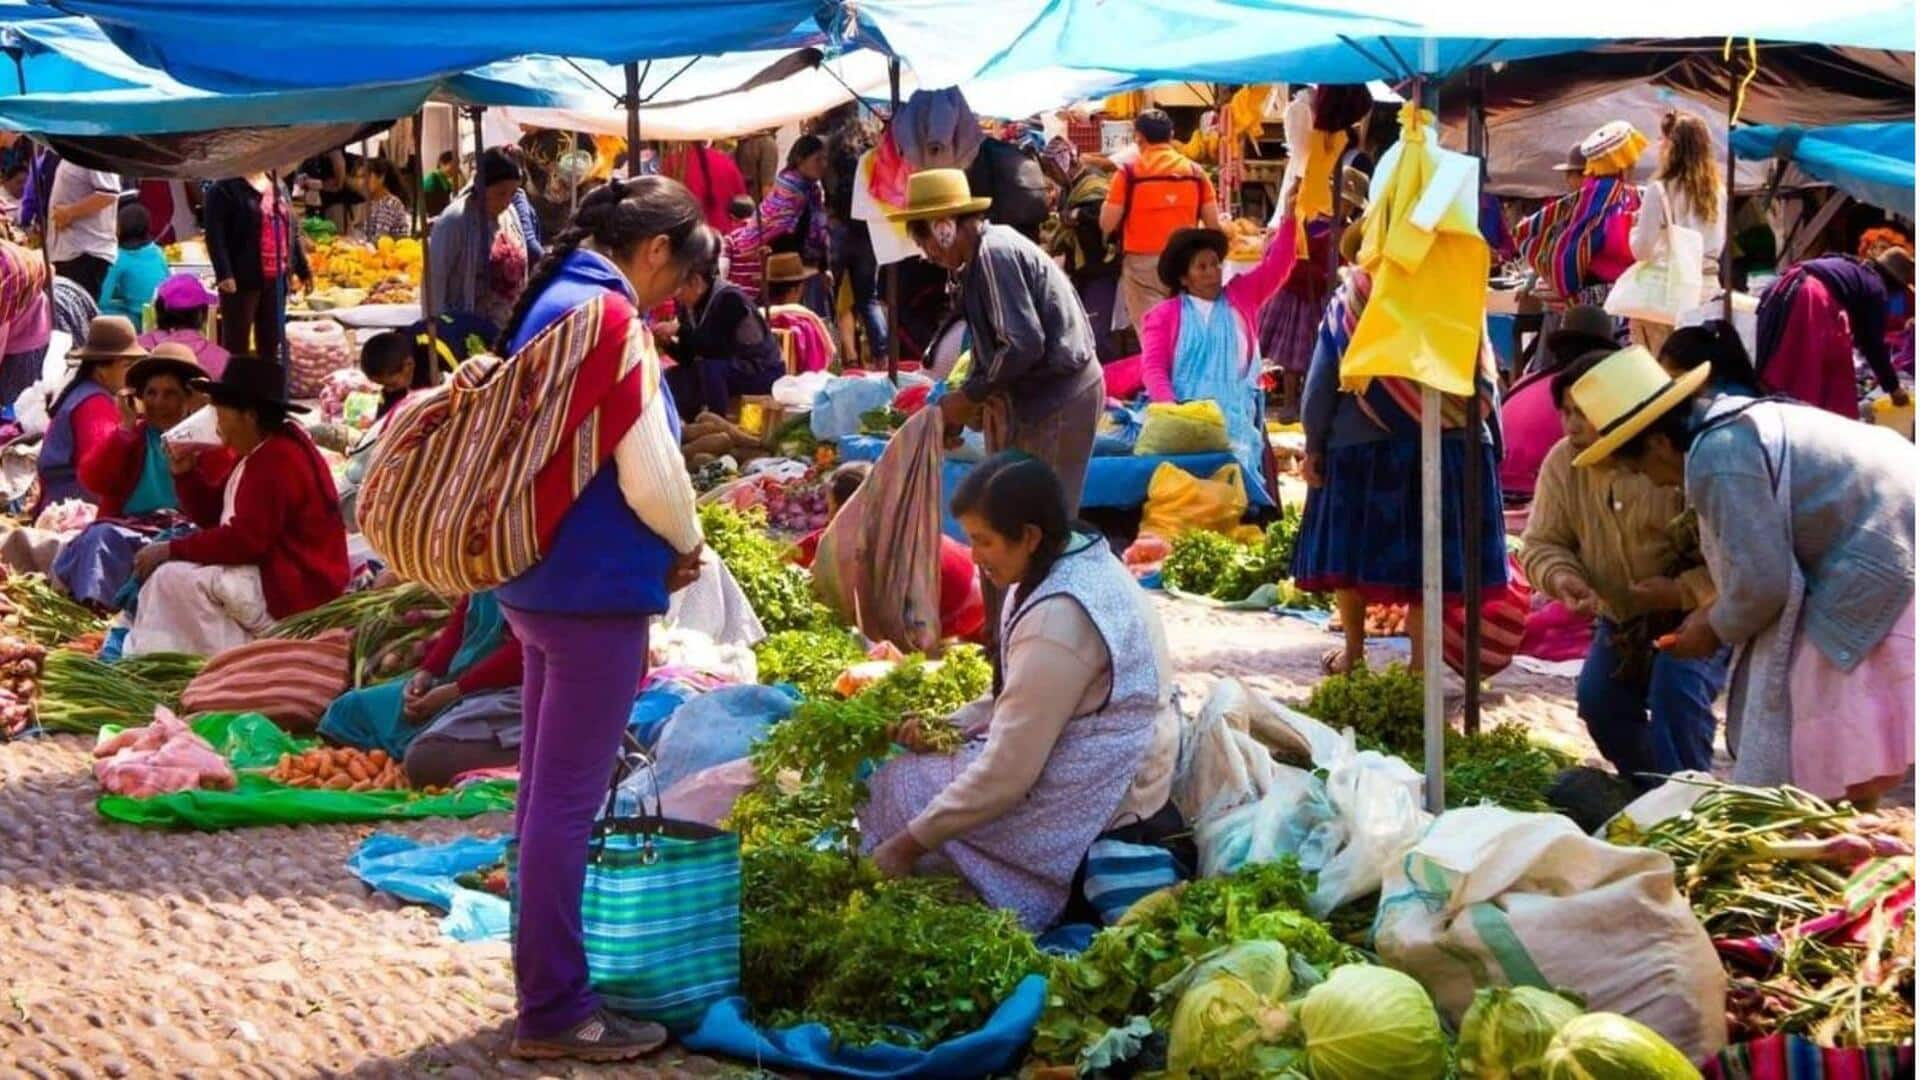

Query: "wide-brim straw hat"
<box><xmin>1570</xmin><ymin>346</ymin><xmax>1710</xmax><ymax>468</ymax></box>
<box><xmin>764</xmin><ymin>252</ymin><xmax>819</xmax><ymax>284</ymax></box>
<box><xmin>127</xmin><ymin>342</ymin><xmax>209</xmax><ymax>393</ymax></box>
<box><xmin>1579</xmin><ymin>121</ymin><xmax>1648</xmax><ymax>177</ymax></box>
<box><xmin>1550</xmin><ymin>144</ymin><xmax>1586</xmax><ymax>173</ymax></box>
<box><xmin>68</xmin><ymin>316</ymin><xmax>147</xmax><ymax>363</ymax></box>
<box><xmin>884</xmin><ymin>168</ymin><xmax>992</xmax><ymax>223</ymax></box>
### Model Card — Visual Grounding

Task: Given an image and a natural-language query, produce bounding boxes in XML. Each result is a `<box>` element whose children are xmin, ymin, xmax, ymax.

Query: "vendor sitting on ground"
<box><xmin>1138</xmin><ymin>194</ymin><xmax>1298</xmax><ymax>509</ymax></box>
<box><xmin>137</xmin><ymin>274</ymin><xmax>231</xmax><ymax>378</ymax></box>
<box><xmin>124</xmin><ymin>361</ymin><xmax>349</xmax><ymax>656</ymax></box>
<box><xmin>54</xmin><ymin>343</ymin><xmax>237</xmax><ymax>608</ymax></box>
<box><xmin>859</xmin><ymin>453</ymin><xmax>1184</xmax><ymax>931</ymax></box>
<box><xmin>38</xmin><ymin>316</ymin><xmax>146</xmax><ymax>514</ymax></box>
<box><xmin>795</xmin><ymin>461</ymin><xmax>986</xmax><ymax>643</ymax></box>
<box><xmin>318</xmin><ymin>589</ymin><xmax>524</xmax><ymax>787</ymax></box>
<box><xmin>762</xmin><ymin>253</ymin><xmax>836</xmax><ymax>373</ymax></box>
<box><xmin>659</xmin><ymin>233</ymin><xmax>784</xmax><ymax>420</ymax></box>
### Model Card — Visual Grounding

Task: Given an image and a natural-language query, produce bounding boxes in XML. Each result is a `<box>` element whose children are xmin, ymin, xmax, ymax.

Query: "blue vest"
<box><xmin>38</xmin><ymin>379</ymin><xmax>110</xmax><ymax>507</ymax></box>
<box><xmin>495</xmin><ymin>250</ymin><xmax>678</xmax><ymax>617</ymax></box>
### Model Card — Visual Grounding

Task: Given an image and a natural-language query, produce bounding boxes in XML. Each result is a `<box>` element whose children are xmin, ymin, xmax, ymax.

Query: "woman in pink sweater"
<box><xmin>1139</xmin><ymin>200</ymin><xmax>1297</xmax><ymax>508</ymax></box>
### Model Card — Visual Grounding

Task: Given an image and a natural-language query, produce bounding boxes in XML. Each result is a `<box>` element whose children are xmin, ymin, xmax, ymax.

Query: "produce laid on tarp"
<box><xmin>1159</xmin><ymin>508</ymin><xmax>1325</xmax><ymax>609</ymax></box>
<box><xmin>700</xmin><ymin>503</ymin><xmax>834</xmax><ymax>633</ymax></box>
<box><xmin>38</xmin><ymin>650</ymin><xmax>204</xmax><ymax>734</ymax></box>
<box><xmin>267</xmin><ymin>584</ymin><xmax>451</xmax><ymax>686</ymax></box>
<box><xmin>0</xmin><ymin>571</ymin><xmax>108</xmax><ymax>651</ymax></box>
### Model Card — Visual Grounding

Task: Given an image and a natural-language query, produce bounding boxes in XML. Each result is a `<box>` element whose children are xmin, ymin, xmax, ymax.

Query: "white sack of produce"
<box><xmin>1373</xmin><ymin>805</ymin><xmax>1728</xmax><ymax>1062</ymax></box>
<box><xmin>812</xmin><ymin>407</ymin><xmax>943</xmax><ymax>655</ymax></box>
<box><xmin>1173</xmin><ymin>680</ymin><xmax>1288</xmax><ymax>828</ymax></box>
<box><xmin>286</xmin><ymin>319</ymin><xmax>355</xmax><ymax>398</ymax></box>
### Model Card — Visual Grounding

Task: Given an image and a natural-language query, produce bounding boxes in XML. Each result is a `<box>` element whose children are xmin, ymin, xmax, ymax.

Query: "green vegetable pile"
<box><xmin>300</xmin><ymin>215</ymin><xmax>339</xmax><ymax>243</ymax></box>
<box><xmin>752</xmin><ymin>628</ymin><xmax>867</xmax><ymax>699</ymax></box>
<box><xmin>1159</xmin><ymin>511</ymin><xmax>1323</xmax><ymax>606</ymax></box>
<box><xmin>700</xmin><ymin>504</ymin><xmax>832</xmax><ymax>633</ymax></box>
<box><xmin>770</xmin><ymin>414</ymin><xmax>818</xmax><ymax>459</ymax></box>
<box><xmin>38</xmin><ymin>651</ymin><xmax>206</xmax><ymax>734</ymax></box>
<box><xmin>0</xmin><ymin>573</ymin><xmax>106</xmax><ymax>650</ymax></box>
<box><xmin>739</xmin><ymin>846</ymin><xmax>1042</xmax><ymax>1048</ymax></box>
<box><xmin>1034</xmin><ymin>859</ymin><xmax>1361</xmax><ymax>1072</ymax></box>
<box><xmin>1301</xmin><ymin>663</ymin><xmax>1426</xmax><ymax>755</ymax></box>
<box><xmin>853</xmin><ymin>646</ymin><xmax>990</xmax><ymax>737</ymax></box>
<box><xmin>1444</xmin><ymin>724</ymin><xmax>1574</xmax><ymax>813</ymax></box>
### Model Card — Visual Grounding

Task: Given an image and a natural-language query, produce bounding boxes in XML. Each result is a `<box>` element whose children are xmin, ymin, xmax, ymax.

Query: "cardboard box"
<box><xmin>735</xmin><ymin>396</ymin><xmax>792</xmax><ymax>447</ymax></box>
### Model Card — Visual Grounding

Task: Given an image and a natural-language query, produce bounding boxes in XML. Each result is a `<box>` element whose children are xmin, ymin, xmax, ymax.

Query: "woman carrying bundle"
<box><xmin>860</xmin><ymin>453</ymin><xmax>1184</xmax><ymax>931</ymax></box>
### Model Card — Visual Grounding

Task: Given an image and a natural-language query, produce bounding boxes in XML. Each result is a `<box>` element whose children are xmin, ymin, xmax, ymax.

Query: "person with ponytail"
<box><xmin>1626</xmin><ymin>112</ymin><xmax>1726</xmax><ymax>354</ymax></box>
<box><xmin>860</xmin><ymin>452</ymin><xmax>1185</xmax><ymax>931</ymax></box>
<box><xmin>426</xmin><ymin>147</ymin><xmax>531</xmax><ymax>328</ymax></box>
<box><xmin>488</xmin><ymin>176</ymin><xmax>711</xmax><ymax>1063</ymax></box>
<box><xmin>1657</xmin><ymin>320</ymin><xmax>1762</xmax><ymax>396</ymax></box>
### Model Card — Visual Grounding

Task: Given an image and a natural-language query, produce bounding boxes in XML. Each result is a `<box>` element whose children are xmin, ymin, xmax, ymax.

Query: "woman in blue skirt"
<box><xmin>1293</xmin><ymin>232</ymin><xmax>1507</xmax><ymax>674</ymax></box>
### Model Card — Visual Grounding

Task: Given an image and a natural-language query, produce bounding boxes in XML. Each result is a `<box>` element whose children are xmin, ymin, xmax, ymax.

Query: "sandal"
<box><xmin>510</xmin><ymin>1008</ymin><xmax>669</xmax><ymax>1063</ymax></box>
<box><xmin>1320</xmin><ymin>648</ymin><xmax>1358</xmax><ymax>676</ymax></box>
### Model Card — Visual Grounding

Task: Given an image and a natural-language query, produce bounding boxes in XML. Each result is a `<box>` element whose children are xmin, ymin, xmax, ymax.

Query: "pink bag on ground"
<box><xmin>812</xmin><ymin>407</ymin><xmax>944</xmax><ymax>654</ymax></box>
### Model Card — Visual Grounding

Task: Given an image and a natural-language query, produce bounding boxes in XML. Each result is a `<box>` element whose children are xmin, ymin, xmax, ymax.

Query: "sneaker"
<box><xmin>509</xmin><ymin>1008</ymin><xmax>669</xmax><ymax>1062</ymax></box>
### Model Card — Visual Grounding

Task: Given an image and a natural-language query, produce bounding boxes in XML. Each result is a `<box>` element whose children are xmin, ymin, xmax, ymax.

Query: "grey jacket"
<box><xmin>958</xmin><ymin>224</ymin><xmax>1099</xmax><ymax>423</ymax></box>
<box><xmin>1689</xmin><ymin>396</ymin><xmax>1916</xmax><ymax>670</ymax></box>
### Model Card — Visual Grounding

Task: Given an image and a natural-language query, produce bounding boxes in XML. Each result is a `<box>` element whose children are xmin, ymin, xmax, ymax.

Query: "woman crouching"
<box><xmin>859</xmin><ymin>452</ymin><xmax>1185</xmax><ymax>930</ymax></box>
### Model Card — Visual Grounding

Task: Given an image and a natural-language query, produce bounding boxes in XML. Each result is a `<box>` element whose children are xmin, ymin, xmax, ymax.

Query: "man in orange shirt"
<box><xmin>1100</xmin><ymin>109</ymin><xmax>1221</xmax><ymax>339</ymax></box>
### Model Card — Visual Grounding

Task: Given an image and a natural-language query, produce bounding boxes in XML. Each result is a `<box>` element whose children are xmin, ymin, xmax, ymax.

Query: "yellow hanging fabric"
<box><xmin>1103</xmin><ymin>91</ymin><xmax>1146</xmax><ymax>120</ymax></box>
<box><xmin>1340</xmin><ymin>104</ymin><xmax>1490</xmax><ymax>397</ymax></box>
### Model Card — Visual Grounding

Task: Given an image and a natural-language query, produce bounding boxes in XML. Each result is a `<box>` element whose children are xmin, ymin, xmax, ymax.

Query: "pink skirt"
<box><xmin>1788</xmin><ymin>597</ymin><xmax>1916</xmax><ymax>799</ymax></box>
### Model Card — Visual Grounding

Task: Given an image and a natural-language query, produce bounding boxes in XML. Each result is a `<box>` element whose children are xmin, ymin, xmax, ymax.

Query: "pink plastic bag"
<box><xmin>812</xmin><ymin>407</ymin><xmax>944</xmax><ymax>654</ymax></box>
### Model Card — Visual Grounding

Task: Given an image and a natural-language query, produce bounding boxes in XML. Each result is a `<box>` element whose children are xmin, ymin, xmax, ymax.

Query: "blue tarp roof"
<box><xmin>39</xmin><ymin>0</ymin><xmax>830</xmax><ymax>92</ymax></box>
<box><xmin>1732</xmin><ymin>121</ymin><xmax>1916</xmax><ymax>215</ymax></box>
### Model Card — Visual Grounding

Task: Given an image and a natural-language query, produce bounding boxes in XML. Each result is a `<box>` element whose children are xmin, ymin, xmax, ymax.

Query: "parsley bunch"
<box><xmin>699</xmin><ymin>503</ymin><xmax>834</xmax><ymax>633</ymax></box>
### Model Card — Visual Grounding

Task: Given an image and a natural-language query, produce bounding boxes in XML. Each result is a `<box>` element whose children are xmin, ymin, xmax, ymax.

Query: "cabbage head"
<box><xmin>1297</xmin><ymin>965</ymin><xmax>1447</xmax><ymax>1080</ymax></box>
<box><xmin>1457</xmin><ymin>987</ymin><xmax>1585</xmax><ymax>1080</ymax></box>
<box><xmin>1166</xmin><ymin>972</ymin><xmax>1298</xmax><ymax>1080</ymax></box>
<box><xmin>1541</xmin><ymin>1013</ymin><xmax>1701</xmax><ymax>1080</ymax></box>
<box><xmin>1158</xmin><ymin>940</ymin><xmax>1294</xmax><ymax>1010</ymax></box>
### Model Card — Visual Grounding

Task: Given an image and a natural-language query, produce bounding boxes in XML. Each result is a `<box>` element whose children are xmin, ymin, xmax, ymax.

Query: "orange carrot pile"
<box><xmin>268</xmin><ymin>747</ymin><xmax>409</xmax><ymax>791</ymax></box>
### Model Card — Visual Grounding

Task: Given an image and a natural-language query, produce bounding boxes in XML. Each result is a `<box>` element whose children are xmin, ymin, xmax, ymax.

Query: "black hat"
<box><xmin>1545</xmin><ymin>305</ymin><xmax>1619</xmax><ymax>363</ymax></box>
<box><xmin>189</xmin><ymin>360</ymin><xmax>310</xmax><ymax>415</ymax></box>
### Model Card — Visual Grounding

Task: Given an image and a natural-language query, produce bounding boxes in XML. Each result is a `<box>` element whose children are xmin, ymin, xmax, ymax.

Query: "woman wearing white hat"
<box><xmin>1569</xmin><ymin>345</ymin><xmax>1915</xmax><ymax>805</ymax></box>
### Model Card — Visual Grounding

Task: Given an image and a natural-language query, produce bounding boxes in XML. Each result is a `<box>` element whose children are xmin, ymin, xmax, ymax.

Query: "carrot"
<box><xmin>367</xmin><ymin>750</ymin><xmax>389</xmax><ymax>767</ymax></box>
<box><xmin>350</xmin><ymin>779</ymin><xmax>373</xmax><ymax>792</ymax></box>
<box><xmin>324</xmin><ymin>774</ymin><xmax>352</xmax><ymax>790</ymax></box>
<box><xmin>347</xmin><ymin>759</ymin><xmax>370</xmax><ymax>783</ymax></box>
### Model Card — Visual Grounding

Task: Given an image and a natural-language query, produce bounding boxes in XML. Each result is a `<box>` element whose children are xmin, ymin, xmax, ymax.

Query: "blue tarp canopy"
<box><xmin>39</xmin><ymin>0</ymin><xmax>830</xmax><ymax>92</ymax></box>
<box><xmin>1731</xmin><ymin>121</ymin><xmax>1916</xmax><ymax>216</ymax></box>
<box><xmin>965</xmin><ymin>0</ymin><xmax>1914</xmax><ymax>89</ymax></box>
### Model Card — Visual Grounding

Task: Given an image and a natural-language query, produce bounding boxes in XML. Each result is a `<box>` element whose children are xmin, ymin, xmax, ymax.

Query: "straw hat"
<box><xmin>1569</xmin><ymin>346</ymin><xmax>1710</xmax><ymax>468</ymax></box>
<box><xmin>884</xmin><ymin>169</ymin><xmax>991</xmax><ymax>223</ymax></box>
<box><xmin>1874</xmin><ymin>247</ymin><xmax>1915</xmax><ymax>290</ymax></box>
<box><xmin>764</xmin><ymin>252</ymin><xmax>819</xmax><ymax>284</ymax></box>
<box><xmin>127</xmin><ymin>342</ymin><xmax>208</xmax><ymax>393</ymax></box>
<box><xmin>68</xmin><ymin>316</ymin><xmax>147</xmax><ymax>363</ymax></box>
<box><xmin>1579</xmin><ymin>121</ymin><xmax>1648</xmax><ymax>177</ymax></box>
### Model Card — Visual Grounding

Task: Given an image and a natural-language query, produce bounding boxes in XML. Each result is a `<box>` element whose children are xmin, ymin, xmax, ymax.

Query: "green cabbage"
<box><xmin>1458</xmin><ymin>987</ymin><xmax>1586</xmax><ymax>1080</ymax></box>
<box><xmin>1541</xmin><ymin>1013</ymin><xmax>1701</xmax><ymax>1080</ymax></box>
<box><xmin>1297</xmin><ymin>965</ymin><xmax>1447</xmax><ymax>1080</ymax></box>
<box><xmin>1166</xmin><ymin>972</ymin><xmax>1297</xmax><ymax>1079</ymax></box>
<box><xmin>1159</xmin><ymin>940</ymin><xmax>1294</xmax><ymax>1008</ymax></box>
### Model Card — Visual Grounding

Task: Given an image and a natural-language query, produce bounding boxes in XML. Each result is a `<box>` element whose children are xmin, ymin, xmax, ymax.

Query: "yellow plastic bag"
<box><xmin>1140</xmin><ymin>462</ymin><xmax>1249</xmax><ymax>541</ymax></box>
<box><xmin>1135</xmin><ymin>400</ymin><xmax>1232</xmax><ymax>456</ymax></box>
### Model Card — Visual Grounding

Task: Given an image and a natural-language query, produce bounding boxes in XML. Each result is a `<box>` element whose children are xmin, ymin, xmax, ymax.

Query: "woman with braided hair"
<box><xmin>489</xmin><ymin>176</ymin><xmax>713</xmax><ymax>1063</ymax></box>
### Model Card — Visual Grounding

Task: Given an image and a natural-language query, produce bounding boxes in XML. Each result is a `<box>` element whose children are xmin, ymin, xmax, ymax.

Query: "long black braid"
<box><xmin>494</xmin><ymin>175</ymin><xmax>711</xmax><ymax>353</ymax></box>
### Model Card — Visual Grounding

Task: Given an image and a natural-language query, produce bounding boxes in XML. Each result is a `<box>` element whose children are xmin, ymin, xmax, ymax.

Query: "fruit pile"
<box><xmin>307</xmin><ymin>236</ymin><xmax>423</xmax><ymax>293</ymax></box>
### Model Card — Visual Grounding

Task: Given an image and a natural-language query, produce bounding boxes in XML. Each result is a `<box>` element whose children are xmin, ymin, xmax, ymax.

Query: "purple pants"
<box><xmin>504</xmin><ymin>606</ymin><xmax>651</xmax><ymax>1040</ymax></box>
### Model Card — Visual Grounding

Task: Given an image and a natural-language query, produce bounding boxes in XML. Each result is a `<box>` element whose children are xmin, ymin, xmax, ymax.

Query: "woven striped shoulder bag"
<box><xmin>357</xmin><ymin>293</ymin><xmax>655</xmax><ymax>594</ymax></box>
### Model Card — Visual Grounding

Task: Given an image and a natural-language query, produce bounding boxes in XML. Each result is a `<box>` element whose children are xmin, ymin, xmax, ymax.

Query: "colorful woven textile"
<box><xmin>1706</xmin><ymin>1035</ymin><xmax>1914</xmax><ymax>1080</ymax></box>
<box><xmin>1514</xmin><ymin>177</ymin><xmax>1642</xmax><ymax>301</ymax></box>
<box><xmin>358</xmin><ymin>293</ymin><xmax>654</xmax><ymax>594</ymax></box>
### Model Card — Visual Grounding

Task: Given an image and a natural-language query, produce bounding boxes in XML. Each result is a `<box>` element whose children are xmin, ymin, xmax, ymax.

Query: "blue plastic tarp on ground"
<box><xmin>46</xmin><ymin>0</ymin><xmax>828</xmax><ymax>93</ymax></box>
<box><xmin>1731</xmin><ymin>121</ymin><xmax>1916</xmax><ymax>217</ymax></box>
<box><xmin>681</xmin><ymin>975</ymin><xmax>1048</xmax><ymax>1080</ymax></box>
<box><xmin>347</xmin><ymin>833</ymin><xmax>511</xmax><ymax>942</ymax></box>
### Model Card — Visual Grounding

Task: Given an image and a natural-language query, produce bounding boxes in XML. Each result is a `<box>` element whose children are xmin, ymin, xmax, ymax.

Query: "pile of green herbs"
<box><xmin>739</xmin><ymin>845</ymin><xmax>1043</xmax><ymax>1048</ymax></box>
<box><xmin>752</xmin><ymin>628</ymin><xmax>868</xmax><ymax>699</ymax></box>
<box><xmin>1033</xmin><ymin>859</ymin><xmax>1362</xmax><ymax>1071</ymax></box>
<box><xmin>1613</xmin><ymin>780</ymin><xmax>1915</xmax><ymax>1046</ymax></box>
<box><xmin>700</xmin><ymin>503</ymin><xmax>833</xmax><ymax>633</ymax></box>
<box><xmin>1301</xmin><ymin>664</ymin><xmax>1570</xmax><ymax>813</ymax></box>
<box><xmin>1160</xmin><ymin>511</ymin><xmax>1317</xmax><ymax>605</ymax></box>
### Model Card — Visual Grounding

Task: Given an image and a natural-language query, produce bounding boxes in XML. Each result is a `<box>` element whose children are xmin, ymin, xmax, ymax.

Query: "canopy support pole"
<box><xmin>1721</xmin><ymin>39</ymin><xmax>1757</xmax><ymax>319</ymax></box>
<box><xmin>1460</xmin><ymin>65</ymin><xmax>1486</xmax><ymax>738</ymax></box>
<box><xmin>885</xmin><ymin>56</ymin><xmax>902</xmax><ymax>382</ymax></box>
<box><xmin>414</xmin><ymin>109</ymin><xmax>441</xmax><ymax>382</ymax></box>
<box><xmin>468</xmin><ymin>106</ymin><xmax>484</xmax><ymax>171</ymax></box>
<box><xmin>1416</xmin><ymin>55</ymin><xmax>1445</xmax><ymax>816</ymax></box>
<box><xmin>624</xmin><ymin>61</ymin><xmax>643</xmax><ymax>178</ymax></box>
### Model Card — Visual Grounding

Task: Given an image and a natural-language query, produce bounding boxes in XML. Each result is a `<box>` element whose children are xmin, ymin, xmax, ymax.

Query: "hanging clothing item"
<box><xmin>1341</xmin><ymin>105</ymin><xmax>1491</xmax><ymax>398</ymax></box>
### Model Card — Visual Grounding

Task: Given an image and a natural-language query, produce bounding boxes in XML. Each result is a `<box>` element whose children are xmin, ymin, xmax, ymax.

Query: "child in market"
<box><xmin>97</xmin><ymin>204</ymin><xmax>170</xmax><ymax>330</ymax></box>
<box><xmin>358</xmin><ymin>330</ymin><xmax>415</xmax><ymax>420</ymax></box>
<box><xmin>722</xmin><ymin>194</ymin><xmax>765</xmax><ymax>301</ymax></box>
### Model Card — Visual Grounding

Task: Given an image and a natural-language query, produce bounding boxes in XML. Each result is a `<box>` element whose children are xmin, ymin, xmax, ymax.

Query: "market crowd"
<box><xmin>0</xmin><ymin>87</ymin><xmax>1910</xmax><ymax>1066</ymax></box>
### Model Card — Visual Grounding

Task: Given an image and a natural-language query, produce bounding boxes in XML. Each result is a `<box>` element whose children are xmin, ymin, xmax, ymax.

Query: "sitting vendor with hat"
<box><xmin>54</xmin><ymin>343</ymin><xmax>240</xmax><ymax>608</ymax></box>
<box><xmin>762</xmin><ymin>252</ymin><xmax>837</xmax><ymax>374</ymax></box>
<box><xmin>137</xmin><ymin>274</ymin><xmax>230</xmax><ymax>378</ymax></box>
<box><xmin>38</xmin><ymin>316</ymin><xmax>146</xmax><ymax>515</ymax></box>
<box><xmin>124</xmin><ymin>360</ymin><xmax>349</xmax><ymax>656</ymax></box>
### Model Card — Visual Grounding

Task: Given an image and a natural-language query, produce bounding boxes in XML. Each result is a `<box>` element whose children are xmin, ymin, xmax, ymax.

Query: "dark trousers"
<box><xmin>1577</xmin><ymin>616</ymin><xmax>1730</xmax><ymax>785</ymax></box>
<box><xmin>219</xmin><ymin>283</ymin><xmax>286</xmax><ymax>366</ymax></box>
<box><xmin>55</xmin><ymin>254</ymin><xmax>110</xmax><ymax>300</ymax></box>
<box><xmin>403</xmin><ymin>733</ymin><xmax>519</xmax><ymax>789</ymax></box>
<box><xmin>840</xmin><ymin>223</ymin><xmax>888</xmax><ymax>364</ymax></box>
<box><xmin>666</xmin><ymin>357</ymin><xmax>781</xmax><ymax>422</ymax></box>
<box><xmin>504</xmin><ymin>607</ymin><xmax>651</xmax><ymax>1039</ymax></box>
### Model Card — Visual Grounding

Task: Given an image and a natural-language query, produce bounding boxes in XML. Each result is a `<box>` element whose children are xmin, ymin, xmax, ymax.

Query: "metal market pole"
<box><xmin>469</xmin><ymin>106</ymin><xmax>484</xmax><ymax>169</ymax></box>
<box><xmin>885</xmin><ymin>57</ymin><xmax>902</xmax><ymax>381</ymax></box>
<box><xmin>1721</xmin><ymin>39</ymin><xmax>1756</xmax><ymax>320</ymax></box>
<box><xmin>1416</xmin><ymin>45</ymin><xmax>1445</xmax><ymax>815</ymax></box>
<box><xmin>1460</xmin><ymin>65</ymin><xmax>1487</xmax><ymax>738</ymax></box>
<box><xmin>624</xmin><ymin>62</ymin><xmax>643</xmax><ymax>178</ymax></box>
<box><xmin>415</xmin><ymin>109</ymin><xmax>441</xmax><ymax>381</ymax></box>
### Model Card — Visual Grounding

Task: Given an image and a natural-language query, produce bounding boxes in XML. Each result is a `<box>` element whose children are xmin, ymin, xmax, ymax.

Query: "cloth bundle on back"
<box><xmin>811</xmin><ymin>407</ymin><xmax>945</xmax><ymax>655</ymax></box>
<box><xmin>891</xmin><ymin>88</ymin><xmax>984</xmax><ymax>171</ymax></box>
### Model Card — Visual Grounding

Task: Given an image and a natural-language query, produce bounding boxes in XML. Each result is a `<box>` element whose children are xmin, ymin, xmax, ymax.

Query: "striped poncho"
<box><xmin>1513</xmin><ymin>177</ymin><xmax>1642</xmax><ymax>302</ymax></box>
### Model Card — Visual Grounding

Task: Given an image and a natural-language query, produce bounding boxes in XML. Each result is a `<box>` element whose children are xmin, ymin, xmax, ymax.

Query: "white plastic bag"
<box><xmin>1373</xmin><ymin>806</ymin><xmax>1728</xmax><ymax>1062</ymax></box>
<box><xmin>286</xmin><ymin>319</ymin><xmax>354</xmax><ymax>398</ymax></box>
<box><xmin>1604</xmin><ymin>185</ymin><xmax>1704</xmax><ymax>325</ymax></box>
<box><xmin>1172</xmin><ymin>680</ymin><xmax>1289</xmax><ymax>829</ymax></box>
<box><xmin>1309</xmin><ymin>749</ymin><xmax>1429</xmax><ymax>915</ymax></box>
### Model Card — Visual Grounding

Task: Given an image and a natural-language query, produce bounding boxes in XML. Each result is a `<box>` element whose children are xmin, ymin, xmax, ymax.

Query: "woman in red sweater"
<box><xmin>125</xmin><ymin>361</ymin><xmax>348</xmax><ymax>656</ymax></box>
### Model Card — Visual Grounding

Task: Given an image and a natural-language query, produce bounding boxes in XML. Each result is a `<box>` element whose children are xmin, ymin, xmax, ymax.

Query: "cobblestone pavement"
<box><xmin>0</xmin><ymin>599</ymin><xmax>1590</xmax><ymax>1078</ymax></box>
